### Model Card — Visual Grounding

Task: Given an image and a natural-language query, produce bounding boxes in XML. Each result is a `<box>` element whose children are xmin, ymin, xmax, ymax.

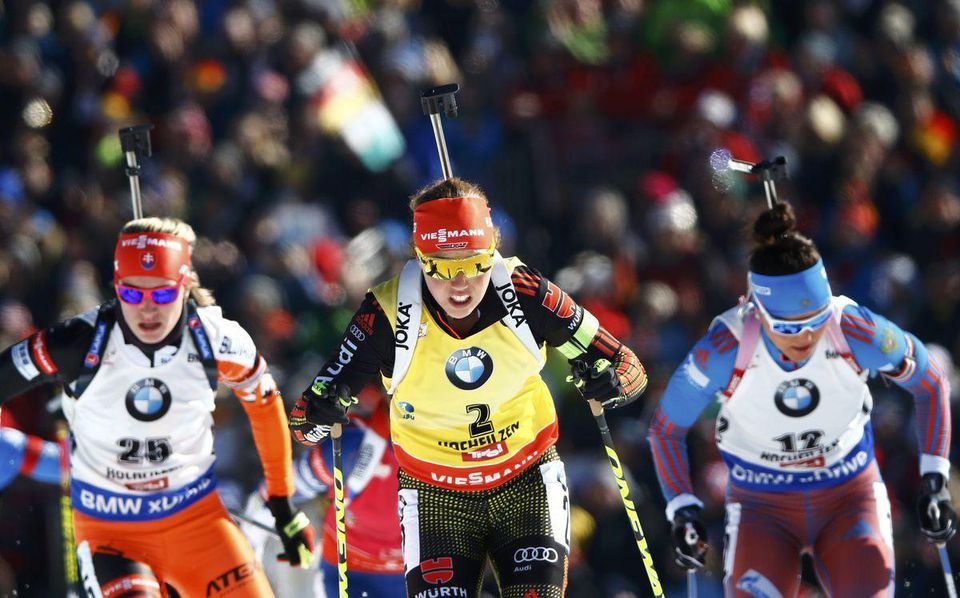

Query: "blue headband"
<box><xmin>748</xmin><ymin>258</ymin><xmax>832</xmax><ymax>317</ymax></box>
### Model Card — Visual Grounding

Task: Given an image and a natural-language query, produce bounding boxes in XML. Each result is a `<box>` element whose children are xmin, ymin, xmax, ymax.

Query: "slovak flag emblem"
<box><xmin>140</xmin><ymin>251</ymin><xmax>156</xmax><ymax>270</ymax></box>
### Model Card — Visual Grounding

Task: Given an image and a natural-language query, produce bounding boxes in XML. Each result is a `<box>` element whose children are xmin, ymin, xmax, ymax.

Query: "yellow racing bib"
<box><xmin>373</xmin><ymin>257</ymin><xmax>559</xmax><ymax>490</ymax></box>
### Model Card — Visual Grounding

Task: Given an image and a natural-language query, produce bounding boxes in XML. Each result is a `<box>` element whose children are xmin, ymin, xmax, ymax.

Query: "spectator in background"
<box><xmin>0</xmin><ymin>1</ymin><xmax>958</xmax><ymax>594</ymax></box>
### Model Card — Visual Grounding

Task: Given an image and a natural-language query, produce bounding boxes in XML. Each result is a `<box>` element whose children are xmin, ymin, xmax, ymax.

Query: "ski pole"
<box><xmin>228</xmin><ymin>508</ymin><xmax>280</xmax><ymax>537</ymax></box>
<box><xmin>587</xmin><ymin>399</ymin><xmax>664</xmax><ymax>598</ymax></box>
<box><xmin>56</xmin><ymin>421</ymin><xmax>79</xmax><ymax>598</ymax></box>
<box><xmin>332</xmin><ymin>423</ymin><xmax>348</xmax><ymax>597</ymax></box>
<box><xmin>687</xmin><ymin>569</ymin><xmax>697</xmax><ymax>598</ymax></box>
<box><xmin>420</xmin><ymin>83</ymin><xmax>459</xmax><ymax>180</ymax></box>
<box><xmin>939</xmin><ymin>543</ymin><xmax>958</xmax><ymax>598</ymax></box>
<box><xmin>118</xmin><ymin>124</ymin><xmax>154</xmax><ymax>219</ymax></box>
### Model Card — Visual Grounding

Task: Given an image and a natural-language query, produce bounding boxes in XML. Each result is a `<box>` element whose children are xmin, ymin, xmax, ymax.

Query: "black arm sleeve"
<box><xmin>0</xmin><ymin>315</ymin><xmax>95</xmax><ymax>404</ymax></box>
<box><xmin>514</xmin><ymin>264</ymin><xmax>626</xmax><ymax>363</ymax></box>
<box><xmin>512</xmin><ymin>265</ymin><xmax>588</xmax><ymax>347</ymax></box>
<box><xmin>310</xmin><ymin>293</ymin><xmax>395</xmax><ymax>394</ymax></box>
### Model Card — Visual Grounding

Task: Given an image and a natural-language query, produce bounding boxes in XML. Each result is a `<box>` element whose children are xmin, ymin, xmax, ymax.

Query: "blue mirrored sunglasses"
<box><xmin>115</xmin><ymin>283</ymin><xmax>182</xmax><ymax>305</ymax></box>
<box><xmin>753</xmin><ymin>296</ymin><xmax>832</xmax><ymax>336</ymax></box>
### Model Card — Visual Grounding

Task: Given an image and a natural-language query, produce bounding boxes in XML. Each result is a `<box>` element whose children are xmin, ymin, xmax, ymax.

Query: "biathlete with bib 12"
<box><xmin>288</xmin><ymin>173</ymin><xmax>652</xmax><ymax>598</ymax></box>
<box><xmin>0</xmin><ymin>217</ymin><xmax>315</xmax><ymax>597</ymax></box>
<box><xmin>649</xmin><ymin>201</ymin><xmax>955</xmax><ymax>597</ymax></box>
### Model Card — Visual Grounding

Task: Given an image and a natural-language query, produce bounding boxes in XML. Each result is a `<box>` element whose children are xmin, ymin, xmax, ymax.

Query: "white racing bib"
<box><xmin>715</xmin><ymin>297</ymin><xmax>874</xmax><ymax>491</ymax></box>
<box><xmin>62</xmin><ymin>306</ymin><xmax>254</xmax><ymax>520</ymax></box>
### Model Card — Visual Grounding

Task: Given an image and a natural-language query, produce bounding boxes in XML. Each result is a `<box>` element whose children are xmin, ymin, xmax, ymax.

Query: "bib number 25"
<box><xmin>117</xmin><ymin>437</ymin><xmax>172</xmax><ymax>464</ymax></box>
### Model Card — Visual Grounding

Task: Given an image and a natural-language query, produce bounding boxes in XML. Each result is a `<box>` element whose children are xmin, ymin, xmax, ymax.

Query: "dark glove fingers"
<box><xmin>674</xmin><ymin>548</ymin><xmax>706</xmax><ymax>570</ymax></box>
<box><xmin>921</xmin><ymin>499</ymin><xmax>957</xmax><ymax>542</ymax></box>
<box><xmin>672</xmin><ymin>508</ymin><xmax>708</xmax><ymax>570</ymax></box>
<box><xmin>918</xmin><ymin>473</ymin><xmax>957</xmax><ymax>542</ymax></box>
<box><xmin>588</xmin><ymin>366</ymin><xmax>623</xmax><ymax>403</ymax></box>
<box><xmin>272</xmin><ymin>508</ymin><xmax>315</xmax><ymax>569</ymax></box>
<box><xmin>567</xmin><ymin>360</ymin><xmax>589</xmax><ymax>388</ymax></box>
<box><xmin>306</xmin><ymin>391</ymin><xmax>349</xmax><ymax>425</ymax></box>
<box><xmin>336</xmin><ymin>384</ymin><xmax>357</xmax><ymax>408</ymax></box>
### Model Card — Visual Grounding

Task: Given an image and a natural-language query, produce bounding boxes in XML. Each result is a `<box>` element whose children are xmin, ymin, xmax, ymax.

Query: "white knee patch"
<box><xmin>398</xmin><ymin>488</ymin><xmax>421</xmax><ymax>574</ymax></box>
<box><xmin>76</xmin><ymin>541</ymin><xmax>104</xmax><ymax>598</ymax></box>
<box><xmin>539</xmin><ymin>460</ymin><xmax>570</xmax><ymax>551</ymax></box>
<box><xmin>873</xmin><ymin>481</ymin><xmax>894</xmax><ymax>553</ymax></box>
<box><xmin>737</xmin><ymin>569</ymin><xmax>784</xmax><ymax>598</ymax></box>
<box><xmin>723</xmin><ymin>502</ymin><xmax>742</xmax><ymax>584</ymax></box>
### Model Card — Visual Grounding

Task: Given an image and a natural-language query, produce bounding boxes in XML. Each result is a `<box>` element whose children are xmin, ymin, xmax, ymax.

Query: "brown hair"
<box><xmin>749</xmin><ymin>202</ymin><xmax>820</xmax><ymax>275</ymax></box>
<box><xmin>120</xmin><ymin>217</ymin><xmax>216</xmax><ymax>306</ymax></box>
<box><xmin>408</xmin><ymin>177</ymin><xmax>488</xmax><ymax>210</ymax></box>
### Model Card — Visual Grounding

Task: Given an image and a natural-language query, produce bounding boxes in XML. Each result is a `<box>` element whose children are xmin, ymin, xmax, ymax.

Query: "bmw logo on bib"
<box><xmin>774</xmin><ymin>378</ymin><xmax>820</xmax><ymax>417</ymax></box>
<box><xmin>445</xmin><ymin>347</ymin><xmax>494</xmax><ymax>390</ymax></box>
<box><xmin>125</xmin><ymin>378</ymin><xmax>172</xmax><ymax>422</ymax></box>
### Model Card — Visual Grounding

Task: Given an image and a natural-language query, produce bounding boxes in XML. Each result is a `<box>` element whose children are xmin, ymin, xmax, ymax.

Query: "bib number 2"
<box><xmin>466</xmin><ymin>404</ymin><xmax>494</xmax><ymax>437</ymax></box>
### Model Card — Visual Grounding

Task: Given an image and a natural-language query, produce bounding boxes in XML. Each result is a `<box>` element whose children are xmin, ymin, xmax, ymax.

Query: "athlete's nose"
<box><xmin>450</xmin><ymin>272</ymin><xmax>469</xmax><ymax>289</ymax></box>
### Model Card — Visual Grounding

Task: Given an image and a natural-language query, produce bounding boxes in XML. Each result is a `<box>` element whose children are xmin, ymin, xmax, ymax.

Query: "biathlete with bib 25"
<box><xmin>289</xmin><ymin>175</ymin><xmax>650</xmax><ymax>598</ymax></box>
<box><xmin>649</xmin><ymin>202</ymin><xmax>955</xmax><ymax>597</ymax></box>
<box><xmin>0</xmin><ymin>217</ymin><xmax>315</xmax><ymax>597</ymax></box>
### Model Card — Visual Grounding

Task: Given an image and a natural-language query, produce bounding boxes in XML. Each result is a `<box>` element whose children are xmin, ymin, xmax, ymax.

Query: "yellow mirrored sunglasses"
<box><xmin>415</xmin><ymin>244</ymin><xmax>496</xmax><ymax>280</ymax></box>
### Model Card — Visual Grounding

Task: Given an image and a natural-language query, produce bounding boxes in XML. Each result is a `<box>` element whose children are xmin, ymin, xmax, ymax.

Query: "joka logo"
<box><xmin>125</xmin><ymin>378</ymin><xmax>172</xmax><ymax>422</ymax></box>
<box><xmin>513</xmin><ymin>547</ymin><xmax>559</xmax><ymax>563</ymax></box>
<box><xmin>495</xmin><ymin>282</ymin><xmax>526</xmax><ymax>327</ymax></box>
<box><xmin>396</xmin><ymin>302</ymin><xmax>413</xmax><ymax>349</ymax></box>
<box><xmin>774</xmin><ymin>379</ymin><xmax>820</xmax><ymax>417</ymax></box>
<box><xmin>445</xmin><ymin>347</ymin><xmax>493</xmax><ymax>390</ymax></box>
<box><xmin>421</xmin><ymin>557</ymin><xmax>454</xmax><ymax>584</ymax></box>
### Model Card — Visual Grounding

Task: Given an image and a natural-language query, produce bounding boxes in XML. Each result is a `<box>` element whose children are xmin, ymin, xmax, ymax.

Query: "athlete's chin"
<box><xmin>442</xmin><ymin>300</ymin><xmax>479</xmax><ymax>319</ymax></box>
<box><xmin>787</xmin><ymin>347</ymin><xmax>814</xmax><ymax>362</ymax></box>
<box><xmin>134</xmin><ymin>322</ymin><xmax>168</xmax><ymax>343</ymax></box>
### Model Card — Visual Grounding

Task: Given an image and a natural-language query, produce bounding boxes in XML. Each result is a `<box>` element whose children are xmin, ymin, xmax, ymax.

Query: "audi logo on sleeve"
<box><xmin>513</xmin><ymin>547</ymin><xmax>559</xmax><ymax>563</ymax></box>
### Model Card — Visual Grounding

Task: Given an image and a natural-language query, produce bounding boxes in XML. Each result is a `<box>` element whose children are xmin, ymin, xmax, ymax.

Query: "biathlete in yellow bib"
<box><xmin>289</xmin><ymin>177</ymin><xmax>650</xmax><ymax>598</ymax></box>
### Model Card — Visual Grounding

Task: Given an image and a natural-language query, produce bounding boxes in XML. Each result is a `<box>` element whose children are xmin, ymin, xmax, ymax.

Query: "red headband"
<box><xmin>114</xmin><ymin>232</ymin><xmax>191</xmax><ymax>282</ymax></box>
<box><xmin>413</xmin><ymin>197</ymin><xmax>495</xmax><ymax>254</ymax></box>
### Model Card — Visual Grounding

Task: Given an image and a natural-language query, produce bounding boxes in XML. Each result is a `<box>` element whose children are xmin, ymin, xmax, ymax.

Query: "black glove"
<box><xmin>266</xmin><ymin>496</ymin><xmax>316</xmax><ymax>569</ymax></box>
<box><xmin>672</xmin><ymin>506</ymin><xmax>708</xmax><ymax>570</ymax></box>
<box><xmin>567</xmin><ymin>358</ymin><xmax>625</xmax><ymax>407</ymax></box>
<box><xmin>918</xmin><ymin>473</ymin><xmax>957</xmax><ymax>543</ymax></box>
<box><xmin>289</xmin><ymin>381</ymin><xmax>355</xmax><ymax>446</ymax></box>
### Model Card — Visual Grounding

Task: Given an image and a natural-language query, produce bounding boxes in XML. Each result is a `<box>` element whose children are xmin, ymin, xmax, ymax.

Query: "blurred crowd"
<box><xmin>1</xmin><ymin>0</ymin><xmax>960</xmax><ymax>595</ymax></box>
